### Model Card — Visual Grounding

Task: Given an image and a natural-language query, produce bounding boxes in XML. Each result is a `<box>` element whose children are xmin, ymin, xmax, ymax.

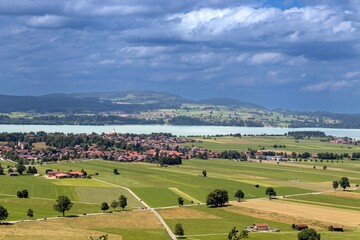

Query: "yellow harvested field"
<box><xmin>0</xmin><ymin>219</ymin><xmax>122</xmax><ymax>240</ymax></box>
<box><xmin>236</xmin><ymin>179</ymin><xmax>280</xmax><ymax>188</ymax></box>
<box><xmin>67</xmin><ymin>211</ymin><xmax>164</xmax><ymax>229</ymax></box>
<box><xmin>231</xmin><ymin>199</ymin><xmax>360</xmax><ymax>228</ymax></box>
<box><xmin>158</xmin><ymin>207</ymin><xmax>220</xmax><ymax>220</ymax></box>
<box><xmin>325</xmin><ymin>191</ymin><xmax>360</xmax><ymax>199</ymax></box>
<box><xmin>269</xmin><ymin>180</ymin><xmax>333</xmax><ymax>191</ymax></box>
<box><xmin>224</xmin><ymin>205</ymin><xmax>328</xmax><ymax>230</ymax></box>
<box><xmin>0</xmin><ymin>211</ymin><xmax>163</xmax><ymax>240</ymax></box>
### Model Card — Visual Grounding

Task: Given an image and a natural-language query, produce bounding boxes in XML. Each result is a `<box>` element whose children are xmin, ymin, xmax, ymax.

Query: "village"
<box><xmin>0</xmin><ymin>132</ymin><xmax>226</xmax><ymax>165</ymax></box>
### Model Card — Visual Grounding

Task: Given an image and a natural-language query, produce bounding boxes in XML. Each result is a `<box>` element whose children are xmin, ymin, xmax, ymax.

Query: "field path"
<box><xmin>92</xmin><ymin>178</ymin><xmax>177</xmax><ymax>240</ymax></box>
<box><xmin>0</xmin><ymin>157</ymin><xmax>16</xmax><ymax>163</ymax></box>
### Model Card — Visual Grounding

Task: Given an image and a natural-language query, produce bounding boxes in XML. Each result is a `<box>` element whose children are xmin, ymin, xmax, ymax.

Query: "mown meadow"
<box><xmin>1</xmin><ymin>136</ymin><xmax>360</xmax><ymax>239</ymax></box>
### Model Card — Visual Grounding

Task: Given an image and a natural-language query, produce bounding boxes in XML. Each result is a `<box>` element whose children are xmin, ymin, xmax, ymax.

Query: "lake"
<box><xmin>0</xmin><ymin>124</ymin><xmax>360</xmax><ymax>139</ymax></box>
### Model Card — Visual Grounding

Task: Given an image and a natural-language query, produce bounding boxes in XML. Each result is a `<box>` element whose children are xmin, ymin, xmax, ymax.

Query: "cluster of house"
<box><xmin>254</xmin><ymin>151</ymin><xmax>286</xmax><ymax>161</ymax></box>
<box><xmin>0</xmin><ymin>132</ymin><xmax>227</xmax><ymax>163</ymax></box>
<box><xmin>329</xmin><ymin>136</ymin><xmax>358</xmax><ymax>145</ymax></box>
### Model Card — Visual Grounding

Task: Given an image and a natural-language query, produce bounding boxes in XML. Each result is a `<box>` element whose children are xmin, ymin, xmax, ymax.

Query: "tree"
<box><xmin>206</xmin><ymin>189</ymin><xmax>229</xmax><ymax>207</ymax></box>
<box><xmin>228</xmin><ymin>227</ymin><xmax>249</xmax><ymax>240</ymax></box>
<box><xmin>110</xmin><ymin>200</ymin><xmax>119</xmax><ymax>211</ymax></box>
<box><xmin>101</xmin><ymin>202</ymin><xmax>109</xmax><ymax>212</ymax></box>
<box><xmin>339</xmin><ymin>177</ymin><xmax>350</xmax><ymax>191</ymax></box>
<box><xmin>202</xmin><ymin>170</ymin><xmax>207</xmax><ymax>177</ymax></box>
<box><xmin>113</xmin><ymin>168</ymin><xmax>119</xmax><ymax>175</ymax></box>
<box><xmin>234</xmin><ymin>190</ymin><xmax>245</xmax><ymax>202</ymax></box>
<box><xmin>16</xmin><ymin>163</ymin><xmax>26</xmax><ymax>175</ymax></box>
<box><xmin>298</xmin><ymin>228</ymin><xmax>320</xmax><ymax>240</ymax></box>
<box><xmin>265</xmin><ymin>187</ymin><xmax>276</xmax><ymax>200</ymax></box>
<box><xmin>27</xmin><ymin>208</ymin><xmax>34</xmax><ymax>219</ymax></box>
<box><xmin>0</xmin><ymin>205</ymin><xmax>9</xmax><ymax>222</ymax></box>
<box><xmin>332</xmin><ymin>181</ymin><xmax>339</xmax><ymax>191</ymax></box>
<box><xmin>22</xmin><ymin>189</ymin><xmax>29</xmax><ymax>198</ymax></box>
<box><xmin>323</xmin><ymin>166</ymin><xmax>327</xmax><ymax>170</ymax></box>
<box><xmin>119</xmin><ymin>195</ymin><xmax>127</xmax><ymax>210</ymax></box>
<box><xmin>53</xmin><ymin>195</ymin><xmax>73</xmax><ymax>217</ymax></box>
<box><xmin>177</xmin><ymin>197</ymin><xmax>184</xmax><ymax>206</ymax></box>
<box><xmin>174</xmin><ymin>223</ymin><xmax>184</xmax><ymax>237</ymax></box>
<box><xmin>0</xmin><ymin>164</ymin><xmax>4</xmax><ymax>175</ymax></box>
<box><xmin>17</xmin><ymin>191</ymin><xmax>23</xmax><ymax>198</ymax></box>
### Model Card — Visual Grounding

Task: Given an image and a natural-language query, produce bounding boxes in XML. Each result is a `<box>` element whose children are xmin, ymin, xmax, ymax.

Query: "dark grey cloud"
<box><xmin>0</xmin><ymin>0</ymin><xmax>359</xmax><ymax>112</ymax></box>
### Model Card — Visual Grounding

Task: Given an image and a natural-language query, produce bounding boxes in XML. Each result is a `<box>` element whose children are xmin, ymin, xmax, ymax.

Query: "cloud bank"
<box><xmin>0</xmin><ymin>0</ymin><xmax>360</xmax><ymax>112</ymax></box>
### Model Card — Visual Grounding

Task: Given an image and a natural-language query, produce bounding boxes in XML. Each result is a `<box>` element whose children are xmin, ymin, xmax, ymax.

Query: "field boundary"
<box><xmin>92</xmin><ymin>178</ymin><xmax>177</xmax><ymax>240</ymax></box>
<box><xmin>168</xmin><ymin>187</ymin><xmax>202</xmax><ymax>204</ymax></box>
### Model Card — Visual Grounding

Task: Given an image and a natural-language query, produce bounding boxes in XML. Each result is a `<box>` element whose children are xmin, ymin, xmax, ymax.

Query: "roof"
<box><xmin>55</xmin><ymin>173</ymin><xmax>69</xmax><ymax>177</ymax></box>
<box><xmin>68</xmin><ymin>171</ymin><xmax>84</xmax><ymax>175</ymax></box>
<box><xmin>255</xmin><ymin>223</ymin><xmax>268</xmax><ymax>227</ymax></box>
<box><xmin>332</xmin><ymin>225</ymin><xmax>343</xmax><ymax>229</ymax></box>
<box><xmin>47</xmin><ymin>171</ymin><xmax>63</xmax><ymax>175</ymax></box>
<box><xmin>297</xmin><ymin>224</ymin><xmax>308</xmax><ymax>227</ymax></box>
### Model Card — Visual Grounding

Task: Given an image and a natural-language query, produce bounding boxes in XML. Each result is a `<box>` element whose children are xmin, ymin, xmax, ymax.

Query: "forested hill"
<box><xmin>0</xmin><ymin>91</ymin><xmax>263</xmax><ymax>113</ymax></box>
<box><xmin>1</xmin><ymin>91</ymin><xmax>360</xmax><ymax>128</ymax></box>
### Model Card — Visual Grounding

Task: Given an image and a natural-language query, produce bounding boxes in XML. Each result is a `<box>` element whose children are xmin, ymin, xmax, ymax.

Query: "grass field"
<box><xmin>187</xmin><ymin>135</ymin><xmax>360</xmax><ymax>154</ymax></box>
<box><xmin>0</xmin><ymin>211</ymin><xmax>168</xmax><ymax>240</ymax></box>
<box><xmin>1</xmin><ymin>136</ymin><xmax>360</xmax><ymax>239</ymax></box>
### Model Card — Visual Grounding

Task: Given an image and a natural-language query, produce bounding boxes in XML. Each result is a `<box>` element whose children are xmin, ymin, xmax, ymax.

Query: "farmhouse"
<box><xmin>47</xmin><ymin>171</ymin><xmax>63</xmax><ymax>177</ymax></box>
<box><xmin>9</xmin><ymin>172</ymin><xmax>20</xmax><ymax>176</ymax></box>
<box><xmin>55</xmin><ymin>173</ymin><xmax>69</xmax><ymax>179</ymax></box>
<box><xmin>295</xmin><ymin>224</ymin><xmax>308</xmax><ymax>230</ymax></box>
<box><xmin>68</xmin><ymin>171</ymin><xmax>85</xmax><ymax>178</ymax></box>
<box><xmin>254</xmin><ymin>223</ymin><xmax>269</xmax><ymax>231</ymax></box>
<box><xmin>331</xmin><ymin>225</ymin><xmax>344</xmax><ymax>232</ymax></box>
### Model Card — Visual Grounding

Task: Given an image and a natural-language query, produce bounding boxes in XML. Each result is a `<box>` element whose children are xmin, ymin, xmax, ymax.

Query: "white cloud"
<box><xmin>302</xmin><ymin>80</ymin><xmax>359</xmax><ymax>91</ymax></box>
<box><xmin>26</xmin><ymin>15</ymin><xmax>71</xmax><ymax>28</ymax></box>
<box><xmin>249</xmin><ymin>52</ymin><xmax>284</xmax><ymax>65</ymax></box>
<box><xmin>168</xmin><ymin>5</ymin><xmax>358</xmax><ymax>42</ymax></box>
<box><xmin>343</xmin><ymin>71</ymin><xmax>360</xmax><ymax>79</ymax></box>
<box><xmin>98</xmin><ymin>59</ymin><xmax>116</xmax><ymax>65</ymax></box>
<box><xmin>236</xmin><ymin>52</ymin><xmax>305</xmax><ymax>65</ymax></box>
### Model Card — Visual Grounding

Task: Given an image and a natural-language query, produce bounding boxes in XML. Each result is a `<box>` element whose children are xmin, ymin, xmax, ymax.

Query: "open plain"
<box><xmin>1</xmin><ymin>136</ymin><xmax>360</xmax><ymax>239</ymax></box>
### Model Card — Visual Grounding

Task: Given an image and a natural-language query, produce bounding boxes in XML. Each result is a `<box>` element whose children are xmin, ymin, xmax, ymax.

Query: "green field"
<box><xmin>187</xmin><ymin>135</ymin><xmax>360</xmax><ymax>154</ymax></box>
<box><xmin>1</xmin><ymin>136</ymin><xmax>360</xmax><ymax>239</ymax></box>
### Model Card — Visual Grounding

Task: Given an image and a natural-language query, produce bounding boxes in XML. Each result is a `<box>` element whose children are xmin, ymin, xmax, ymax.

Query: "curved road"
<box><xmin>93</xmin><ymin>178</ymin><xmax>177</xmax><ymax>240</ymax></box>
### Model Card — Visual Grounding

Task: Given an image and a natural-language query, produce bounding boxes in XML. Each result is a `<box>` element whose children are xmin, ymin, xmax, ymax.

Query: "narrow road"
<box><xmin>0</xmin><ymin>157</ymin><xmax>16</xmax><ymax>163</ymax></box>
<box><xmin>92</xmin><ymin>178</ymin><xmax>177</xmax><ymax>240</ymax></box>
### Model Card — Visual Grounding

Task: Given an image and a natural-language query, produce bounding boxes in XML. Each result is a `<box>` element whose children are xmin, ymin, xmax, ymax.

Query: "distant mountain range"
<box><xmin>0</xmin><ymin>90</ymin><xmax>360</xmax><ymax>128</ymax></box>
<box><xmin>0</xmin><ymin>90</ymin><xmax>265</xmax><ymax>113</ymax></box>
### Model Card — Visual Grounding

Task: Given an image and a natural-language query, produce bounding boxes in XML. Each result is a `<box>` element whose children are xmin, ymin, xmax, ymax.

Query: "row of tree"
<box><xmin>100</xmin><ymin>195</ymin><xmax>127</xmax><ymax>212</ymax></box>
<box><xmin>205</xmin><ymin>187</ymin><xmax>277</xmax><ymax>207</ymax></box>
<box><xmin>332</xmin><ymin>177</ymin><xmax>350</xmax><ymax>191</ymax></box>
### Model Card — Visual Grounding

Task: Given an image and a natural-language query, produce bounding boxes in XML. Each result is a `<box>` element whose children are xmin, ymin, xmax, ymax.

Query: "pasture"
<box><xmin>1</xmin><ymin>142</ymin><xmax>360</xmax><ymax>239</ymax></box>
<box><xmin>187</xmin><ymin>135</ymin><xmax>360</xmax><ymax>154</ymax></box>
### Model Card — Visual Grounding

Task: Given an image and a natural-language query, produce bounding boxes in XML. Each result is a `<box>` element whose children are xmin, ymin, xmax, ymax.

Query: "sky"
<box><xmin>1</xmin><ymin>0</ymin><xmax>360</xmax><ymax>113</ymax></box>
